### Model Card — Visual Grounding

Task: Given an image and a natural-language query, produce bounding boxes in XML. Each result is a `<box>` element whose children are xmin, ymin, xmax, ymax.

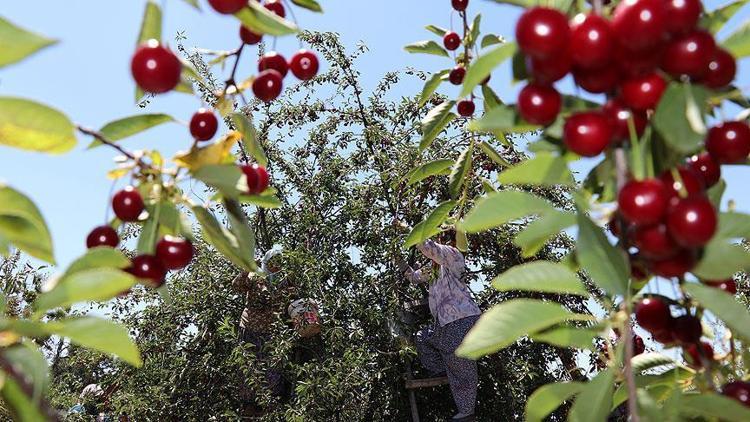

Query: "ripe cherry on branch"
<box><xmin>252</xmin><ymin>69</ymin><xmax>284</xmax><ymax>102</ymax></box>
<box><xmin>706</xmin><ymin>121</ymin><xmax>750</xmax><ymax>164</ymax></box>
<box><xmin>635</xmin><ymin>297</ymin><xmax>672</xmax><ymax>334</ymax></box>
<box><xmin>156</xmin><ymin>236</ymin><xmax>194</xmax><ymax>270</ymax></box>
<box><xmin>131</xmin><ymin>40</ymin><xmax>182</xmax><ymax>94</ymax></box>
<box><xmin>264</xmin><ymin>0</ymin><xmax>286</xmax><ymax>17</ymax></box>
<box><xmin>723</xmin><ymin>381</ymin><xmax>750</xmax><ymax>407</ymax></box>
<box><xmin>666</xmin><ymin>196</ymin><xmax>717</xmax><ymax>248</ymax></box>
<box><xmin>259</xmin><ymin>52</ymin><xmax>289</xmax><ymax>78</ymax></box>
<box><xmin>240</xmin><ymin>25</ymin><xmax>262</xmax><ymax>45</ymax></box>
<box><xmin>457</xmin><ymin>100</ymin><xmax>475</xmax><ymax>117</ymax></box>
<box><xmin>86</xmin><ymin>226</ymin><xmax>119</xmax><ymax>249</ymax></box>
<box><xmin>602</xmin><ymin>99</ymin><xmax>647</xmax><ymax>143</ymax></box>
<box><xmin>190</xmin><ymin>108</ymin><xmax>219</xmax><ymax>141</ymax></box>
<box><xmin>112</xmin><ymin>186</ymin><xmax>145</xmax><ymax>222</ymax></box>
<box><xmin>686</xmin><ymin>152</ymin><xmax>721</xmax><ymax>188</ymax></box>
<box><xmin>443</xmin><ymin>31</ymin><xmax>462</xmax><ymax>51</ymax></box>
<box><xmin>562</xmin><ymin>111</ymin><xmax>613</xmax><ymax>157</ymax></box>
<box><xmin>289</xmin><ymin>50</ymin><xmax>320</xmax><ymax>80</ymax></box>
<box><xmin>516</xmin><ymin>7</ymin><xmax>570</xmax><ymax>60</ymax></box>
<box><xmin>208</xmin><ymin>0</ymin><xmax>247</xmax><ymax>14</ymax></box>
<box><xmin>569</xmin><ymin>14</ymin><xmax>614</xmax><ymax>69</ymax></box>
<box><xmin>449</xmin><ymin>66</ymin><xmax>466</xmax><ymax>85</ymax></box>
<box><xmin>451</xmin><ymin>0</ymin><xmax>469</xmax><ymax>12</ymax></box>
<box><xmin>618</xmin><ymin>178</ymin><xmax>669</xmax><ymax>226</ymax></box>
<box><xmin>706</xmin><ymin>279</ymin><xmax>737</xmax><ymax>294</ymax></box>
<box><xmin>620</xmin><ymin>71</ymin><xmax>667</xmax><ymax>112</ymax></box>
<box><xmin>241</xmin><ymin>163</ymin><xmax>270</xmax><ymax>194</ymax></box>
<box><xmin>661</xmin><ymin>30</ymin><xmax>716</xmax><ymax>78</ymax></box>
<box><xmin>517</xmin><ymin>83</ymin><xmax>561</xmax><ymax>126</ymax></box>
<box><xmin>702</xmin><ymin>48</ymin><xmax>737</xmax><ymax>89</ymax></box>
<box><xmin>611</xmin><ymin>0</ymin><xmax>667</xmax><ymax>52</ymax></box>
<box><xmin>128</xmin><ymin>255</ymin><xmax>167</xmax><ymax>287</ymax></box>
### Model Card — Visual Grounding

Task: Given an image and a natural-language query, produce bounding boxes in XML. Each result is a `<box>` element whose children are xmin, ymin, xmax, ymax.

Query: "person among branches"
<box><xmin>232</xmin><ymin>246</ymin><xmax>297</xmax><ymax>409</ymax></box>
<box><xmin>395</xmin><ymin>223</ymin><xmax>481</xmax><ymax>422</ymax></box>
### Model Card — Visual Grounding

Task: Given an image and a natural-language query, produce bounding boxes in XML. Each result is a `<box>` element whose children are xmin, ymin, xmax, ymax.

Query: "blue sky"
<box><xmin>1</xmin><ymin>0</ymin><xmax>749</xmax><ymax>268</ymax></box>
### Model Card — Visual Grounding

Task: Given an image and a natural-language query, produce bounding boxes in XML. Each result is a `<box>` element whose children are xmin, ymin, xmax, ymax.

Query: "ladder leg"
<box><xmin>405</xmin><ymin>360</ymin><xmax>420</xmax><ymax>422</ymax></box>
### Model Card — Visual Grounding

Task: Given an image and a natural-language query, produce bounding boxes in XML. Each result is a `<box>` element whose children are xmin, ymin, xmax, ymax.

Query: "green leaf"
<box><xmin>224</xmin><ymin>199</ymin><xmax>256</xmax><ymax>270</ymax></box>
<box><xmin>481</xmin><ymin>34</ymin><xmax>504</xmax><ymax>49</ymax></box>
<box><xmin>192</xmin><ymin>205</ymin><xmax>256</xmax><ymax>271</ymax></box>
<box><xmin>467</xmin><ymin>103</ymin><xmax>538</xmax><ymax>133</ymax></box>
<box><xmin>404</xmin><ymin>40</ymin><xmax>450</xmax><ymax>57</ymax></box>
<box><xmin>193</xmin><ymin>164</ymin><xmax>246</xmax><ymax>199</ymax></box>
<box><xmin>45</xmin><ymin>317</ymin><xmax>142</xmax><ymax>367</ymax></box>
<box><xmin>568</xmin><ymin>368</ymin><xmax>615</xmax><ymax>422</ymax></box>
<box><xmin>723</xmin><ymin>20</ymin><xmax>750</xmax><ymax>58</ymax></box>
<box><xmin>514</xmin><ymin>211</ymin><xmax>575</xmax><ymax>257</ymax></box>
<box><xmin>88</xmin><ymin>114</ymin><xmax>175</xmax><ymax>147</ymax></box>
<box><xmin>460</xmin><ymin>42</ymin><xmax>516</xmax><ymax>98</ymax></box>
<box><xmin>701</xmin><ymin>0</ymin><xmax>749</xmax><ymax>34</ymax></box>
<box><xmin>693</xmin><ymin>240</ymin><xmax>750</xmax><ymax>279</ymax></box>
<box><xmin>419</xmin><ymin>69</ymin><xmax>450</xmax><ymax>107</ymax></box>
<box><xmin>631</xmin><ymin>352</ymin><xmax>678</xmax><ymax>373</ymax></box>
<box><xmin>137</xmin><ymin>0</ymin><xmax>162</xmax><ymax>45</ymax></box>
<box><xmin>34</xmin><ymin>269</ymin><xmax>137</xmax><ymax>314</ymax></box>
<box><xmin>448</xmin><ymin>144</ymin><xmax>473</xmax><ymax>199</ymax></box>
<box><xmin>407</xmin><ymin>159</ymin><xmax>454</xmax><ymax>185</ymax></box>
<box><xmin>231</xmin><ymin>112</ymin><xmax>267</xmax><ymax>166</ymax></box>
<box><xmin>64</xmin><ymin>248</ymin><xmax>129</xmax><ymax>277</ymax></box>
<box><xmin>0</xmin><ymin>97</ymin><xmax>76</xmax><ymax>154</ymax></box>
<box><xmin>137</xmin><ymin>202</ymin><xmax>161</xmax><ymax>254</ymax></box>
<box><xmin>526</xmin><ymin>382</ymin><xmax>584</xmax><ymax>422</ymax></box>
<box><xmin>3</xmin><ymin>343</ymin><xmax>49</xmax><ymax>402</ymax></box>
<box><xmin>532</xmin><ymin>327</ymin><xmax>598</xmax><ymax>350</ymax></box>
<box><xmin>404</xmin><ymin>200</ymin><xmax>457</xmax><ymax>249</ymax></box>
<box><xmin>290</xmin><ymin>0</ymin><xmax>323</xmax><ymax>12</ymax></box>
<box><xmin>0</xmin><ymin>185</ymin><xmax>54</xmax><ymax>263</ymax></box>
<box><xmin>716</xmin><ymin>211</ymin><xmax>750</xmax><ymax>238</ymax></box>
<box><xmin>481</xmin><ymin>84</ymin><xmax>503</xmax><ymax>110</ymax></box>
<box><xmin>179</xmin><ymin>0</ymin><xmax>201</xmax><ymax>9</ymax></box>
<box><xmin>456</xmin><ymin>299</ymin><xmax>589</xmax><ymax>358</ymax></box>
<box><xmin>653</xmin><ymin>82</ymin><xmax>709</xmax><ymax>154</ymax></box>
<box><xmin>477</xmin><ymin>141</ymin><xmax>510</xmax><ymax>167</ymax></box>
<box><xmin>424</xmin><ymin>24</ymin><xmax>448</xmax><ymax>37</ymax></box>
<box><xmin>489</xmin><ymin>0</ymin><xmax>535</xmax><ymax>6</ymax></box>
<box><xmin>707</xmin><ymin>179</ymin><xmax>726</xmax><ymax>207</ymax></box>
<box><xmin>0</xmin><ymin>16</ymin><xmax>57</xmax><ymax>69</ymax></box>
<box><xmin>235</xmin><ymin>2</ymin><xmax>298</xmax><ymax>36</ymax></box>
<box><xmin>459</xmin><ymin>190</ymin><xmax>555</xmax><ymax>233</ymax></box>
<box><xmin>238</xmin><ymin>193</ymin><xmax>283</xmax><ymax>208</ymax></box>
<box><xmin>684</xmin><ymin>283</ymin><xmax>750</xmax><ymax>340</ymax></box>
<box><xmin>498</xmin><ymin>152</ymin><xmax>575</xmax><ymax>186</ymax></box>
<box><xmin>576</xmin><ymin>212</ymin><xmax>628</xmax><ymax>297</ymax></box>
<box><xmin>680</xmin><ymin>393</ymin><xmax>750</xmax><ymax>421</ymax></box>
<box><xmin>1</xmin><ymin>377</ymin><xmax>47</xmax><ymax>422</ymax></box>
<box><xmin>419</xmin><ymin>101</ymin><xmax>456</xmax><ymax>152</ymax></box>
<box><xmin>466</xmin><ymin>14</ymin><xmax>481</xmax><ymax>49</ymax></box>
<box><xmin>492</xmin><ymin>261</ymin><xmax>587</xmax><ymax>295</ymax></box>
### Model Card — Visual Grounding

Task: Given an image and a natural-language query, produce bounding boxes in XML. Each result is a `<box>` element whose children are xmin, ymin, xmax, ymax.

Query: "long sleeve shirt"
<box><xmin>403</xmin><ymin>240</ymin><xmax>481</xmax><ymax>326</ymax></box>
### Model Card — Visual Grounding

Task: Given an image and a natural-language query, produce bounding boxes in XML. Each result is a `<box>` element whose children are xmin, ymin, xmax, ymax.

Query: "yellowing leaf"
<box><xmin>174</xmin><ymin>131</ymin><xmax>241</xmax><ymax>170</ymax></box>
<box><xmin>0</xmin><ymin>97</ymin><xmax>76</xmax><ymax>154</ymax></box>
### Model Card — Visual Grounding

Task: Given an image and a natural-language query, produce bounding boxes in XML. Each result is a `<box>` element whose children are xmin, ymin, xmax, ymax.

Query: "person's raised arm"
<box><xmin>396</xmin><ymin>257</ymin><xmax>428</xmax><ymax>285</ymax></box>
<box><xmin>416</xmin><ymin>239</ymin><xmax>460</xmax><ymax>267</ymax></box>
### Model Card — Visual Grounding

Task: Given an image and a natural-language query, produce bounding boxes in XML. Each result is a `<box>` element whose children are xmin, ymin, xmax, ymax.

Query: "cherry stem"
<box><xmin>77</xmin><ymin>126</ymin><xmax>136</xmax><ymax>161</ymax></box>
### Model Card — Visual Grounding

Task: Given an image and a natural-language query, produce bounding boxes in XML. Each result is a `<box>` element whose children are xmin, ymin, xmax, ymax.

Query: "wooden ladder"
<box><xmin>403</xmin><ymin>359</ymin><xmax>450</xmax><ymax>422</ymax></box>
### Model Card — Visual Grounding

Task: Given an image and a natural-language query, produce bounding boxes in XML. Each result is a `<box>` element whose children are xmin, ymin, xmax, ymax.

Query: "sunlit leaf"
<box><xmin>404</xmin><ymin>200</ymin><xmax>457</xmax><ymax>248</ymax></box>
<box><xmin>0</xmin><ymin>185</ymin><xmax>54</xmax><ymax>263</ymax></box>
<box><xmin>459</xmin><ymin>190</ymin><xmax>555</xmax><ymax>233</ymax></box>
<box><xmin>291</xmin><ymin>0</ymin><xmax>323</xmax><ymax>12</ymax></box>
<box><xmin>492</xmin><ymin>261</ymin><xmax>587</xmax><ymax>295</ymax></box>
<box><xmin>723</xmin><ymin>19</ymin><xmax>750</xmax><ymax>58</ymax></box>
<box><xmin>174</xmin><ymin>131</ymin><xmax>241</xmax><ymax>170</ymax></box>
<box><xmin>404</xmin><ymin>40</ymin><xmax>450</xmax><ymax>57</ymax></box>
<box><xmin>653</xmin><ymin>82</ymin><xmax>709</xmax><ymax>154</ymax></box>
<box><xmin>568</xmin><ymin>368</ymin><xmax>615</xmax><ymax>422</ymax></box>
<box><xmin>0</xmin><ymin>16</ymin><xmax>57</xmax><ymax>69</ymax></box>
<box><xmin>701</xmin><ymin>0</ymin><xmax>749</xmax><ymax>33</ymax></box>
<box><xmin>192</xmin><ymin>205</ymin><xmax>256</xmax><ymax>271</ymax></box>
<box><xmin>526</xmin><ymin>382</ymin><xmax>584</xmax><ymax>422</ymax></box>
<box><xmin>448</xmin><ymin>144</ymin><xmax>473</xmax><ymax>198</ymax></box>
<box><xmin>460</xmin><ymin>42</ymin><xmax>516</xmax><ymax>98</ymax></box>
<box><xmin>45</xmin><ymin>317</ymin><xmax>142</xmax><ymax>367</ymax></box>
<box><xmin>88</xmin><ymin>114</ymin><xmax>175</xmax><ymax>147</ymax></box>
<box><xmin>231</xmin><ymin>112</ymin><xmax>267</xmax><ymax>166</ymax></box>
<box><xmin>419</xmin><ymin>69</ymin><xmax>450</xmax><ymax>107</ymax></box>
<box><xmin>498</xmin><ymin>152</ymin><xmax>575</xmax><ymax>186</ymax></box>
<box><xmin>407</xmin><ymin>159</ymin><xmax>454</xmax><ymax>185</ymax></box>
<box><xmin>419</xmin><ymin>101</ymin><xmax>456</xmax><ymax>151</ymax></box>
<box><xmin>0</xmin><ymin>97</ymin><xmax>76</xmax><ymax>154</ymax></box>
<box><xmin>235</xmin><ymin>2</ymin><xmax>298</xmax><ymax>36</ymax></box>
<box><xmin>425</xmin><ymin>24</ymin><xmax>448</xmax><ymax>37</ymax></box>
<box><xmin>193</xmin><ymin>164</ymin><xmax>246</xmax><ymax>198</ymax></box>
<box><xmin>684</xmin><ymin>283</ymin><xmax>750</xmax><ymax>340</ymax></box>
<box><xmin>532</xmin><ymin>327</ymin><xmax>597</xmax><ymax>350</ymax></box>
<box><xmin>34</xmin><ymin>269</ymin><xmax>137</xmax><ymax>314</ymax></box>
<box><xmin>63</xmin><ymin>248</ymin><xmax>129</xmax><ymax>278</ymax></box>
<box><xmin>514</xmin><ymin>210</ymin><xmax>575</xmax><ymax>257</ymax></box>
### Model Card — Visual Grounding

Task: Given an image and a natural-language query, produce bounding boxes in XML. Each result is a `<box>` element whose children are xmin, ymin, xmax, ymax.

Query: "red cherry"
<box><xmin>457</xmin><ymin>100</ymin><xmax>475</xmax><ymax>117</ymax></box>
<box><xmin>449</xmin><ymin>66</ymin><xmax>466</xmax><ymax>85</ymax></box>
<box><xmin>527</xmin><ymin>52</ymin><xmax>571</xmax><ymax>85</ymax></box>
<box><xmin>633</xmin><ymin>334</ymin><xmax>645</xmax><ymax>356</ymax></box>
<box><xmin>685</xmin><ymin>341</ymin><xmax>714</xmax><ymax>368</ymax></box>
<box><xmin>263</xmin><ymin>0</ymin><xmax>285</xmax><ymax>17</ymax></box>
<box><xmin>621</xmin><ymin>72</ymin><xmax>667</xmax><ymax>111</ymax></box>
<box><xmin>131</xmin><ymin>40</ymin><xmax>182</xmax><ymax>94</ymax></box>
<box><xmin>723</xmin><ymin>382</ymin><xmax>750</xmax><ymax>407</ymax></box>
<box><xmin>452</xmin><ymin>0</ymin><xmax>469</xmax><ymax>11</ymax></box>
<box><xmin>706</xmin><ymin>279</ymin><xmax>737</xmax><ymax>295</ymax></box>
<box><xmin>603</xmin><ymin>99</ymin><xmax>647</xmax><ymax>142</ymax></box>
<box><xmin>86</xmin><ymin>226</ymin><xmax>119</xmax><ymax>249</ymax></box>
<box><xmin>515</xmin><ymin>7</ymin><xmax>570</xmax><ymax>59</ymax></box>
<box><xmin>618</xmin><ymin>179</ymin><xmax>669</xmax><ymax>226</ymax></box>
<box><xmin>517</xmin><ymin>83</ymin><xmax>561</xmax><ymax>126</ymax></box>
<box><xmin>569</xmin><ymin>14</ymin><xmax>614</xmax><ymax>69</ymax></box>
<box><xmin>635</xmin><ymin>297</ymin><xmax>672</xmax><ymax>334</ymax></box>
<box><xmin>706</xmin><ymin>121</ymin><xmax>750</xmax><ymax>164</ymax></box>
<box><xmin>702</xmin><ymin>48</ymin><xmax>737</xmax><ymax>89</ymax></box>
<box><xmin>289</xmin><ymin>50</ymin><xmax>319</xmax><ymax>80</ymax></box>
<box><xmin>240</xmin><ymin>163</ymin><xmax>270</xmax><ymax>194</ymax></box>
<box><xmin>649</xmin><ymin>249</ymin><xmax>697</xmax><ymax>277</ymax></box>
<box><xmin>686</xmin><ymin>152</ymin><xmax>721</xmax><ymax>187</ymax></box>
<box><xmin>155</xmin><ymin>236</ymin><xmax>194</xmax><ymax>270</ymax></box>
<box><xmin>252</xmin><ymin>69</ymin><xmax>283</xmax><ymax>102</ymax></box>
<box><xmin>190</xmin><ymin>108</ymin><xmax>219</xmax><ymax>141</ymax></box>
<box><xmin>240</xmin><ymin>25</ymin><xmax>262</xmax><ymax>45</ymax></box>
<box><xmin>614</xmin><ymin>41</ymin><xmax>664</xmax><ymax>77</ymax></box>
<box><xmin>659</xmin><ymin>167</ymin><xmax>705</xmax><ymax>205</ymax></box>
<box><xmin>443</xmin><ymin>31</ymin><xmax>462</xmax><ymax>51</ymax></box>
<box><xmin>112</xmin><ymin>186</ymin><xmax>144</xmax><ymax>222</ymax></box>
<box><xmin>663</xmin><ymin>0</ymin><xmax>701</xmax><ymax>35</ymax></box>
<box><xmin>563</xmin><ymin>112</ymin><xmax>613</xmax><ymax>157</ymax></box>
<box><xmin>612</xmin><ymin>0</ymin><xmax>667</xmax><ymax>52</ymax></box>
<box><xmin>652</xmin><ymin>327</ymin><xmax>676</xmax><ymax>344</ymax></box>
<box><xmin>128</xmin><ymin>255</ymin><xmax>166</xmax><ymax>287</ymax></box>
<box><xmin>633</xmin><ymin>223</ymin><xmax>679</xmax><ymax>259</ymax></box>
<box><xmin>666</xmin><ymin>196</ymin><xmax>717</xmax><ymax>247</ymax></box>
<box><xmin>662</xmin><ymin>30</ymin><xmax>716</xmax><ymax>78</ymax></box>
<box><xmin>573</xmin><ymin>65</ymin><xmax>620</xmax><ymax>94</ymax></box>
<box><xmin>208</xmin><ymin>0</ymin><xmax>247</xmax><ymax>14</ymax></box>
<box><xmin>258</xmin><ymin>52</ymin><xmax>288</xmax><ymax>78</ymax></box>
<box><xmin>671</xmin><ymin>314</ymin><xmax>702</xmax><ymax>344</ymax></box>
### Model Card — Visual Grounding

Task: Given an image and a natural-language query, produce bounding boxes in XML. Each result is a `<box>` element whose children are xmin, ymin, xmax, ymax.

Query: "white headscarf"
<box><xmin>261</xmin><ymin>244</ymin><xmax>284</xmax><ymax>275</ymax></box>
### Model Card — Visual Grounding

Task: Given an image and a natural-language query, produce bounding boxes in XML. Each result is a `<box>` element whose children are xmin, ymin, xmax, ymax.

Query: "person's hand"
<box><xmin>391</xmin><ymin>219</ymin><xmax>410</xmax><ymax>232</ymax></box>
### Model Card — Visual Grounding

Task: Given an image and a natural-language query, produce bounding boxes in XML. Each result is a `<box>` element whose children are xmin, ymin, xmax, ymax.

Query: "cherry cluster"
<box><xmin>514</xmin><ymin>0</ymin><xmax>738</xmax><ymax>157</ymax></box>
<box><xmin>85</xmin><ymin>187</ymin><xmax>194</xmax><ymax>288</ymax></box>
<box><xmin>441</xmin><ymin>0</ymin><xmax>482</xmax><ymax>118</ymax></box>
<box><xmin>130</xmin><ymin>0</ymin><xmax>320</xmax><ymax>102</ymax></box>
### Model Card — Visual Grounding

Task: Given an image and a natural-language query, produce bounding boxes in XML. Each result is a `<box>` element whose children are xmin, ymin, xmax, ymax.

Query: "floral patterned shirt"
<box><xmin>404</xmin><ymin>240</ymin><xmax>481</xmax><ymax>326</ymax></box>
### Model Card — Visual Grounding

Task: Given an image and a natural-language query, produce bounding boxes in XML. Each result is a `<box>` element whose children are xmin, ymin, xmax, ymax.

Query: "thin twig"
<box><xmin>77</xmin><ymin>125</ymin><xmax>137</xmax><ymax>161</ymax></box>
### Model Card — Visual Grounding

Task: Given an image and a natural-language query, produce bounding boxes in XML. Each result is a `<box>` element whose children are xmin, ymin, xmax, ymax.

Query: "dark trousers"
<box><xmin>238</xmin><ymin>327</ymin><xmax>287</xmax><ymax>398</ymax></box>
<box><xmin>415</xmin><ymin>315</ymin><xmax>479</xmax><ymax>416</ymax></box>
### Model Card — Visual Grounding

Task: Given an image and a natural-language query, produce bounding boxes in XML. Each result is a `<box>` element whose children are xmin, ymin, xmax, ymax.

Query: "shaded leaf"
<box><xmin>481</xmin><ymin>34</ymin><xmax>504</xmax><ymax>49</ymax></box>
<box><xmin>192</xmin><ymin>205</ymin><xmax>256</xmax><ymax>271</ymax></box>
<box><xmin>34</xmin><ymin>269</ymin><xmax>137</xmax><ymax>314</ymax></box>
<box><xmin>467</xmin><ymin>103</ymin><xmax>538</xmax><ymax>133</ymax></box>
<box><xmin>526</xmin><ymin>382</ymin><xmax>584</xmax><ymax>422</ymax></box>
<box><xmin>64</xmin><ymin>248</ymin><xmax>129</xmax><ymax>278</ymax></box>
<box><xmin>576</xmin><ymin>212</ymin><xmax>628</xmax><ymax>297</ymax></box>
<box><xmin>532</xmin><ymin>327</ymin><xmax>597</xmax><ymax>350</ymax></box>
<box><xmin>45</xmin><ymin>317</ymin><xmax>141</xmax><ymax>367</ymax></box>
<box><xmin>238</xmin><ymin>193</ymin><xmax>282</xmax><ymax>208</ymax></box>
<box><xmin>514</xmin><ymin>210</ymin><xmax>575</xmax><ymax>257</ymax></box>
<box><xmin>477</xmin><ymin>141</ymin><xmax>510</xmax><ymax>167</ymax></box>
<box><xmin>723</xmin><ymin>19</ymin><xmax>750</xmax><ymax>58</ymax></box>
<box><xmin>193</xmin><ymin>164</ymin><xmax>245</xmax><ymax>198</ymax></box>
<box><xmin>407</xmin><ymin>159</ymin><xmax>454</xmax><ymax>185</ymax></box>
<box><xmin>231</xmin><ymin>112</ymin><xmax>267</xmax><ymax>166</ymax></box>
<box><xmin>425</xmin><ymin>24</ymin><xmax>448</xmax><ymax>37</ymax></box>
<box><xmin>448</xmin><ymin>144</ymin><xmax>473</xmax><ymax>198</ymax></box>
<box><xmin>404</xmin><ymin>40</ymin><xmax>450</xmax><ymax>57</ymax></box>
<box><xmin>693</xmin><ymin>240</ymin><xmax>750</xmax><ymax>279</ymax></box>
<box><xmin>701</xmin><ymin>0</ymin><xmax>749</xmax><ymax>34</ymax></box>
<box><xmin>684</xmin><ymin>283</ymin><xmax>750</xmax><ymax>340</ymax></box>
<box><xmin>419</xmin><ymin>101</ymin><xmax>456</xmax><ymax>152</ymax></box>
<box><xmin>653</xmin><ymin>82</ymin><xmax>709</xmax><ymax>154</ymax></box>
<box><xmin>136</xmin><ymin>0</ymin><xmax>162</xmax><ymax>44</ymax></box>
<box><xmin>419</xmin><ymin>69</ymin><xmax>450</xmax><ymax>107</ymax></box>
<box><xmin>404</xmin><ymin>201</ymin><xmax>457</xmax><ymax>248</ymax></box>
<box><xmin>568</xmin><ymin>368</ymin><xmax>615</xmax><ymax>422</ymax></box>
<box><xmin>291</xmin><ymin>0</ymin><xmax>323</xmax><ymax>12</ymax></box>
<box><xmin>174</xmin><ymin>131</ymin><xmax>241</xmax><ymax>170</ymax></box>
<box><xmin>631</xmin><ymin>352</ymin><xmax>679</xmax><ymax>373</ymax></box>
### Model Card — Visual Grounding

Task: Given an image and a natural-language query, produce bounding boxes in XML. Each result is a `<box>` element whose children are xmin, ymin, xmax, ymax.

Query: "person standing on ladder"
<box><xmin>395</xmin><ymin>222</ymin><xmax>481</xmax><ymax>422</ymax></box>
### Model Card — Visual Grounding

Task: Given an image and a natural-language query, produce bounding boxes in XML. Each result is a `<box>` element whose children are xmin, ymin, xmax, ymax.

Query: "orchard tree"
<box><xmin>400</xmin><ymin>0</ymin><xmax>750</xmax><ymax>420</ymax></box>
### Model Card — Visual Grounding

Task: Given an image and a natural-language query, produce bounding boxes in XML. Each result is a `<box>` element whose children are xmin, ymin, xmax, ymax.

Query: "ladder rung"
<box><xmin>405</xmin><ymin>376</ymin><xmax>449</xmax><ymax>389</ymax></box>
